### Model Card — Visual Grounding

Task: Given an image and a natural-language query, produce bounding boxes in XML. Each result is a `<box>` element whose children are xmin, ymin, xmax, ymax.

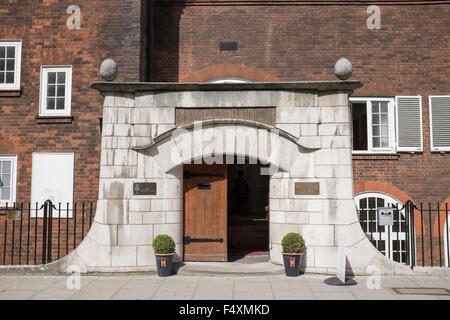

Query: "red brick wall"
<box><xmin>0</xmin><ymin>0</ymin><xmax>146</xmax><ymax>204</ymax></box>
<box><xmin>153</xmin><ymin>2</ymin><xmax>450</xmax><ymax>204</ymax></box>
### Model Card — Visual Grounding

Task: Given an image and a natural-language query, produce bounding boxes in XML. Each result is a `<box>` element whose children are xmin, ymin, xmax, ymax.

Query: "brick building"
<box><xmin>0</xmin><ymin>0</ymin><xmax>449</xmax><ymax>270</ymax></box>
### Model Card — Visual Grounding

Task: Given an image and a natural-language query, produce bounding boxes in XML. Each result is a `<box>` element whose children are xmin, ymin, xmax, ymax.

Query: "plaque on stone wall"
<box><xmin>6</xmin><ymin>210</ymin><xmax>21</xmax><ymax>221</ymax></box>
<box><xmin>294</xmin><ymin>182</ymin><xmax>320</xmax><ymax>195</ymax></box>
<box><xmin>133</xmin><ymin>182</ymin><xmax>157</xmax><ymax>196</ymax></box>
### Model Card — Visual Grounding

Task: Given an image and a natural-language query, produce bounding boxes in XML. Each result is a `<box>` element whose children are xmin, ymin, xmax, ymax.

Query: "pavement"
<box><xmin>0</xmin><ymin>273</ymin><xmax>450</xmax><ymax>300</ymax></box>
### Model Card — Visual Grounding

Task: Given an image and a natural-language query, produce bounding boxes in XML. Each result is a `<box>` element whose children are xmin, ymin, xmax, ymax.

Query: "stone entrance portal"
<box><xmin>60</xmin><ymin>81</ymin><xmax>413</xmax><ymax>275</ymax></box>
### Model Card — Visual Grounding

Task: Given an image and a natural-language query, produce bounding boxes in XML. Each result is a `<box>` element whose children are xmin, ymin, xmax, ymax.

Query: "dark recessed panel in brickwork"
<box><xmin>219</xmin><ymin>42</ymin><xmax>238</xmax><ymax>52</ymax></box>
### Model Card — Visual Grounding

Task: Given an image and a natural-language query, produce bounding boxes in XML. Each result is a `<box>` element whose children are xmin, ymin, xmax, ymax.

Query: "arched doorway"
<box><xmin>355</xmin><ymin>192</ymin><xmax>408</xmax><ymax>263</ymax></box>
<box><xmin>182</xmin><ymin>156</ymin><xmax>270</xmax><ymax>262</ymax></box>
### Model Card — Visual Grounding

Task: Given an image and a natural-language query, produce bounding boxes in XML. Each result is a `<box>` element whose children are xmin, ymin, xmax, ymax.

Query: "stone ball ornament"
<box><xmin>334</xmin><ymin>57</ymin><xmax>352</xmax><ymax>80</ymax></box>
<box><xmin>100</xmin><ymin>58</ymin><xmax>118</xmax><ymax>81</ymax></box>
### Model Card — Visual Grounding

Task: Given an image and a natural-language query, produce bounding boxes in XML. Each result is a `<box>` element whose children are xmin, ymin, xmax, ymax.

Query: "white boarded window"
<box><xmin>31</xmin><ymin>153</ymin><xmax>74</xmax><ymax>217</ymax></box>
<box><xmin>429</xmin><ymin>96</ymin><xmax>450</xmax><ymax>152</ymax></box>
<box><xmin>395</xmin><ymin>96</ymin><xmax>423</xmax><ymax>152</ymax></box>
<box><xmin>39</xmin><ymin>66</ymin><xmax>72</xmax><ymax>116</ymax></box>
<box><xmin>0</xmin><ymin>40</ymin><xmax>21</xmax><ymax>91</ymax></box>
<box><xmin>0</xmin><ymin>155</ymin><xmax>17</xmax><ymax>206</ymax></box>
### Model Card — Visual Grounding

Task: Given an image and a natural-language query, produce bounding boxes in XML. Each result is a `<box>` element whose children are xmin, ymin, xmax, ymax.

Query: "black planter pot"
<box><xmin>282</xmin><ymin>252</ymin><xmax>303</xmax><ymax>277</ymax></box>
<box><xmin>155</xmin><ymin>253</ymin><xmax>175</xmax><ymax>277</ymax></box>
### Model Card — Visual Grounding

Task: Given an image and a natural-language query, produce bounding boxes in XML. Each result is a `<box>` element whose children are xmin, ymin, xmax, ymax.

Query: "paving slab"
<box><xmin>0</xmin><ymin>289</ymin><xmax>39</xmax><ymax>300</ymax></box>
<box><xmin>192</xmin><ymin>277</ymin><xmax>234</xmax><ymax>300</ymax></box>
<box><xmin>0</xmin><ymin>274</ymin><xmax>450</xmax><ymax>300</ymax></box>
<box><xmin>111</xmin><ymin>287</ymin><xmax>159</xmax><ymax>300</ymax></box>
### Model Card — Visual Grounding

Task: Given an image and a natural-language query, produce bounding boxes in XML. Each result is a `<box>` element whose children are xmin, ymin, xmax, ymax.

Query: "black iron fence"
<box><xmin>355</xmin><ymin>199</ymin><xmax>448</xmax><ymax>269</ymax></box>
<box><xmin>0</xmin><ymin>200</ymin><xmax>95</xmax><ymax>265</ymax></box>
<box><xmin>405</xmin><ymin>201</ymin><xmax>449</xmax><ymax>268</ymax></box>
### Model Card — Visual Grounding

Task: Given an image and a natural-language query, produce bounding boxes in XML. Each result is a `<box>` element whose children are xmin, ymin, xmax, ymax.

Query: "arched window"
<box><xmin>207</xmin><ymin>78</ymin><xmax>251</xmax><ymax>84</ymax></box>
<box><xmin>354</xmin><ymin>192</ymin><xmax>408</xmax><ymax>263</ymax></box>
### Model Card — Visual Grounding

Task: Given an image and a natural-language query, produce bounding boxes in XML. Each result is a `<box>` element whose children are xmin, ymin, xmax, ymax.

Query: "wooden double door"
<box><xmin>183</xmin><ymin>163</ymin><xmax>228</xmax><ymax>261</ymax></box>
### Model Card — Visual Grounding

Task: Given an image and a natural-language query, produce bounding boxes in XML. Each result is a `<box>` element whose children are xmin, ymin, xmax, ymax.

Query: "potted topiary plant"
<box><xmin>281</xmin><ymin>232</ymin><xmax>305</xmax><ymax>277</ymax></box>
<box><xmin>152</xmin><ymin>234</ymin><xmax>176</xmax><ymax>277</ymax></box>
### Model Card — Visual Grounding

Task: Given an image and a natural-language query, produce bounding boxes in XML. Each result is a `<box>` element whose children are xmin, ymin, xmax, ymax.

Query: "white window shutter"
<box><xmin>395</xmin><ymin>96</ymin><xmax>423</xmax><ymax>152</ymax></box>
<box><xmin>429</xmin><ymin>96</ymin><xmax>450</xmax><ymax>151</ymax></box>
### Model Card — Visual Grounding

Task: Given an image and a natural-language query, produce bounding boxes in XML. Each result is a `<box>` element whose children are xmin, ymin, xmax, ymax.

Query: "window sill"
<box><xmin>352</xmin><ymin>154</ymin><xmax>400</xmax><ymax>161</ymax></box>
<box><xmin>36</xmin><ymin>115</ymin><xmax>73</xmax><ymax>124</ymax></box>
<box><xmin>0</xmin><ymin>90</ymin><xmax>21</xmax><ymax>97</ymax></box>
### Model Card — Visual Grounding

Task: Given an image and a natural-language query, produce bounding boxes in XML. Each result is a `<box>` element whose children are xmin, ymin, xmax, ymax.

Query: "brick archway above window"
<box><xmin>181</xmin><ymin>64</ymin><xmax>280</xmax><ymax>83</ymax></box>
<box><xmin>433</xmin><ymin>195</ymin><xmax>450</xmax><ymax>238</ymax></box>
<box><xmin>354</xmin><ymin>181</ymin><xmax>412</xmax><ymax>205</ymax></box>
<box><xmin>354</xmin><ymin>181</ymin><xmax>423</xmax><ymax>235</ymax></box>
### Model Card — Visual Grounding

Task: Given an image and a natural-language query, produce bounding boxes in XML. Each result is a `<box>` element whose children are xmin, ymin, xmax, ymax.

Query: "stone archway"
<box><xmin>60</xmin><ymin>81</ymin><xmax>413</xmax><ymax>275</ymax></box>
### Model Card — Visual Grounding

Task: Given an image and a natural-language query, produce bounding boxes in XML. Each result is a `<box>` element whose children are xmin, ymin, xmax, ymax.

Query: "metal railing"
<box><xmin>0</xmin><ymin>200</ymin><xmax>95</xmax><ymax>265</ymax></box>
<box><xmin>405</xmin><ymin>201</ymin><xmax>449</xmax><ymax>268</ymax></box>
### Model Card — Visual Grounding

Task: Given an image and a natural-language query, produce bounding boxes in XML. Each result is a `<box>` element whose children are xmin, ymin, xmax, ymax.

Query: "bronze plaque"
<box><xmin>176</xmin><ymin>107</ymin><xmax>276</xmax><ymax>127</ymax></box>
<box><xmin>133</xmin><ymin>182</ymin><xmax>157</xmax><ymax>196</ymax></box>
<box><xmin>6</xmin><ymin>210</ymin><xmax>21</xmax><ymax>221</ymax></box>
<box><xmin>295</xmin><ymin>182</ymin><xmax>320</xmax><ymax>195</ymax></box>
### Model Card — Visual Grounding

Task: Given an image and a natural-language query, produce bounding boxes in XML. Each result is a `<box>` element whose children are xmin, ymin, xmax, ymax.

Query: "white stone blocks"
<box><xmin>276</xmin><ymin>107</ymin><xmax>319</xmax><ymax>124</ymax></box>
<box><xmin>314</xmin><ymin>165</ymin><xmax>352</xmax><ymax>178</ymax></box>
<box><xmin>104</xmin><ymin>92</ymin><xmax>134</xmax><ymax>108</ymax></box>
<box><xmin>86</xmin><ymin>222</ymin><xmax>118</xmax><ymax>246</ymax></box>
<box><xmin>114</xmin><ymin>93</ymin><xmax>135</xmax><ymax>108</ymax></box>
<box><xmin>285</xmin><ymin>211</ymin><xmax>310</xmax><ymax>224</ymax></box>
<box><xmin>112</xmin><ymin>245</ymin><xmax>137</xmax><ymax>267</ymax></box>
<box><xmin>318</xmin><ymin>92</ymin><xmax>348</xmax><ymax>107</ymax></box>
<box><xmin>322</xmin><ymin>199</ymin><xmax>359</xmax><ymax>225</ymax></box>
<box><xmin>165</xmin><ymin>211</ymin><xmax>183</xmax><ymax>224</ymax></box>
<box><xmin>315</xmin><ymin>148</ymin><xmax>352</xmax><ymax>166</ymax></box>
<box><xmin>95</xmin><ymin>199</ymin><xmax>128</xmax><ymax>225</ymax></box>
<box><xmin>276</xmin><ymin>124</ymin><xmax>300</xmax><ymax>138</ymax></box>
<box><xmin>133</xmin><ymin>107</ymin><xmax>175</xmax><ymax>124</ymax></box>
<box><xmin>314</xmin><ymin>246</ymin><xmax>338</xmax><ymax>268</ymax></box>
<box><xmin>113</xmin><ymin>124</ymin><xmax>132</xmax><ymax>137</ymax></box>
<box><xmin>153</xmin><ymin>223</ymin><xmax>183</xmax><ymax>244</ymax></box>
<box><xmin>143</xmin><ymin>211</ymin><xmax>165</xmax><ymax>224</ymax></box>
<box><xmin>318</xmin><ymin>123</ymin><xmax>350</xmax><ymax>136</ymax></box>
<box><xmin>133</xmin><ymin>125</ymin><xmax>152</xmax><ymax>137</ymax></box>
<box><xmin>300</xmin><ymin>124</ymin><xmax>318</xmax><ymax>136</ymax></box>
<box><xmin>76</xmin><ymin>237</ymin><xmax>112</xmax><ymax>267</ymax></box>
<box><xmin>135</xmin><ymin>92</ymin><xmax>154</xmax><ymax>108</ymax></box>
<box><xmin>297</xmin><ymin>136</ymin><xmax>321</xmax><ymax>149</ymax></box>
<box><xmin>137</xmin><ymin>245</ymin><xmax>155</xmax><ymax>266</ymax></box>
<box><xmin>270</xmin><ymin>223</ymin><xmax>299</xmax><ymax>244</ymax></box>
<box><xmin>321</xmin><ymin>136</ymin><xmax>352</xmax><ymax>149</ymax></box>
<box><xmin>100</xmin><ymin>165</ymin><xmax>137</xmax><ymax>179</ymax></box>
<box><xmin>118</xmin><ymin>225</ymin><xmax>154</xmax><ymax>246</ymax></box>
<box><xmin>335</xmin><ymin>222</ymin><xmax>366</xmax><ymax>247</ymax></box>
<box><xmin>299</xmin><ymin>224</ymin><xmax>334</xmax><ymax>246</ymax></box>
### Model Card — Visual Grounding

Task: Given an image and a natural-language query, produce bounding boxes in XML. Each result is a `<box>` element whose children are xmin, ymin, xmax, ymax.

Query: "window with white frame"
<box><xmin>0</xmin><ymin>156</ymin><xmax>17</xmax><ymax>206</ymax></box>
<box><xmin>350</xmin><ymin>98</ymin><xmax>395</xmax><ymax>153</ymax></box>
<box><xmin>39</xmin><ymin>66</ymin><xmax>72</xmax><ymax>116</ymax></box>
<box><xmin>0</xmin><ymin>40</ymin><xmax>21</xmax><ymax>91</ymax></box>
<box><xmin>429</xmin><ymin>95</ymin><xmax>450</xmax><ymax>152</ymax></box>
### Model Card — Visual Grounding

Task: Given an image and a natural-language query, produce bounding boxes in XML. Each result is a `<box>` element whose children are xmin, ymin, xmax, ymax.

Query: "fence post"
<box><xmin>405</xmin><ymin>201</ymin><xmax>410</xmax><ymax>266</ymax></box>
<box><xmin>47</xmin><ymin>200</ymin><xmax>54</xmax><ymax>263</ymax></box>
<box><xmin>41</xmin><ymin>201</ymin><xmax>48</xmax><ymax>264</ymax></box>
<box><xmin>410</xmin><ymin>202</ymin><xmax>416</xmax><ymax>268</ymax></box>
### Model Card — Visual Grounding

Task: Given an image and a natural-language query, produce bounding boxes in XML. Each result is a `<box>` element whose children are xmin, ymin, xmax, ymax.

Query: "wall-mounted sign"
<box><xmin>295</xmin><ymin>182</ymin><xmax>320</xmax><ymax>195</ymax></box>
<box><xmin>6</xmin><ymin>210</ymin><xmax>21</xmax><ymax>221</ymax></box>
<box><xmin>378</xmin><ymin>207</ymin><xmax>394</xmax><ymax>226</ymax></box>
<box><xmin>133</xmin><ymin>182</ymin><xmax>157</xmax><ymax>196</ymax></box>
